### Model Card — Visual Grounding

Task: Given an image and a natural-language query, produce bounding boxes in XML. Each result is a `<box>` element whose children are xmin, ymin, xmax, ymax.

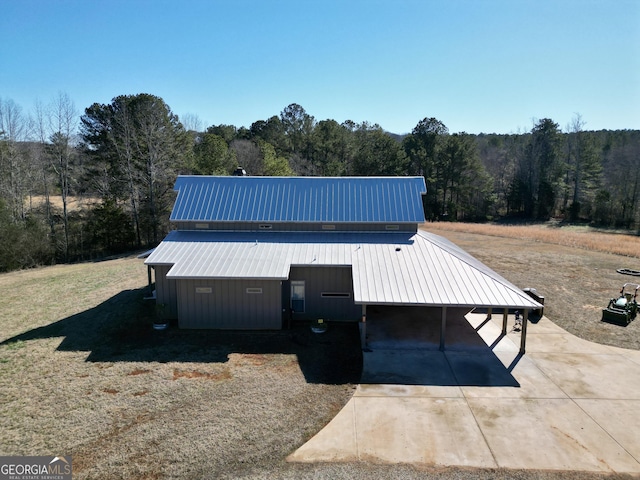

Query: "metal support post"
<box><xmin>361</xmin><ymin>304</ymin><xmax>367</xmax><ymax>349</ymax></box>
<box><xmin>519</xmin><ymin>308</ymin><xmax>529</xmax><ymax>354</ymax></box>
<box><xmin>439</xmin><ymin>306</ymin><xmax>447</xmax><ymax>351</ymax></box>
<box><xmin>502</xmin><ymin>308</ymin><xmax>508</xmax><ymax>335</ymax></box>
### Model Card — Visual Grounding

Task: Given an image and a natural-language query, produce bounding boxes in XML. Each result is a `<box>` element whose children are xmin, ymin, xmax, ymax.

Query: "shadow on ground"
<box><xmin>0</xmin><ymin>287</ymin><xmax>362</xmax><ymax>385</ymax></box>
<box><xmin>360</xmin><ymin>305</ymin><xmax>521</xmax><ymax>387</ymax></box>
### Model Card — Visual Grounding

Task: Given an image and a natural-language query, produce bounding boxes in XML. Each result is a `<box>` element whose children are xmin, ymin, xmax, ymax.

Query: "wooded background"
<box><xmin>1</xmin><ymin>93</ymin><xmax>638</xmax><ymax>271</ymax></box>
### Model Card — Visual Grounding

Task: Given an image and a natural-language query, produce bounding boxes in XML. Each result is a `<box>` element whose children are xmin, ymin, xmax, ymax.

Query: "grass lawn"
<box><xmin>1</xmin><ymin>226</ymin><xmax>638</xmax><ymax>480</ymax></box>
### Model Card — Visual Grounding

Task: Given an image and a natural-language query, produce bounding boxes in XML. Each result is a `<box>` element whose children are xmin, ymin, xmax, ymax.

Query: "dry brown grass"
<box><xmin>423</xmin><ymin>222</ymin><xmax>640</xmax><ymax>259</ymax></box>
<box><xmin>0</xmin><ymin>258</ymin><xmax>361</xmax><ymax>479</ymax></box>
<box><xmin>422</xmin><ymin>223</ymin><xmax>640</xmax><ymax>351</ymax></box>
<box><xmin>1</xmin><ymin>239</ymin><xmax>638</xmax><ymax>479</ymax></box>
<box><xmin>25</xmin><ymin>195</ymin><xmax>101</xmax><ymax>213</ymax></box>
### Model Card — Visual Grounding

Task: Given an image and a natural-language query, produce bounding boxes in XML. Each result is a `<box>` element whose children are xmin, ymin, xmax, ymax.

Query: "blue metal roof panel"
<box><xmin>169</xmin><ymin>176</ymin><xmax>427</xmax><ymax>223</ymax></box>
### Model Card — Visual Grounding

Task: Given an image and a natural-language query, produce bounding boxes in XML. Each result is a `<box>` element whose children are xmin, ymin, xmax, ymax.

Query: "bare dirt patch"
<box><xmin>128</xmin><ymin>368</ymin><xmax>151</xmax><ymax>376</ymax></box>
<box><xmin>172</xmin><ymin>368</ymin><xmax>232</xmax><ymax>381</ymax></box>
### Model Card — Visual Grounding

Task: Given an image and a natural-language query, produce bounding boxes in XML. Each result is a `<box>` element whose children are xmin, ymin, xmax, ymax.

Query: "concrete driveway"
<box><xmin>288</xmin><ymin>308</ymin><xmax>640</xmax><ymax>474</ymax></box>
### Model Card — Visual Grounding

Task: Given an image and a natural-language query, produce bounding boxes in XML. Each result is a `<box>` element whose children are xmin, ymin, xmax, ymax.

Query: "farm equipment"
<box><xmin>602</xmin><ymin>283</ymin><xmax>640</xmax><ymax>325</ymax></box>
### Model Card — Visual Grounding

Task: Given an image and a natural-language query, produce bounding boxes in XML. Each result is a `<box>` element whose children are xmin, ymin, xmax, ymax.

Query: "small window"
<box><xmin>321</xmin><ymin>224</ymin><xmax>336</xmax><ymax>230</ymax></box>
<box><xmin>321</xmin><ymin>292</ymin><xmax>351</xmax><ymax>298</ymax></box>
<box><xmin>195</xmin><ymin>287</ymin><xmax>212</xmax><ymax>294</ymax></box>
<box><xmin>246</xmin><ymin>287</ymin><xmax>263</xmax><ymax>294</ymax></box>
<box><xmin>385</xmin><ymin>224</ymin><xmax>400</xmax><ymax>231</ymax></box>
<box><xmin>195</xmin><ymin>223</ymin><xmax>209</xmax><ymax>229</ymax></box>
<box><xmin>259</xmin><ymin>224</ymin><xmax>272</xmax><ymax>230</ymax></box>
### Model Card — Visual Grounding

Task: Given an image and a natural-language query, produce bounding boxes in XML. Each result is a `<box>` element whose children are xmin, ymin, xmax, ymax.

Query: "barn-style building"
<box><xmin>144</xmin><ymin>175</ymin><xmax>541</xmax><ymax>351</ymax></box>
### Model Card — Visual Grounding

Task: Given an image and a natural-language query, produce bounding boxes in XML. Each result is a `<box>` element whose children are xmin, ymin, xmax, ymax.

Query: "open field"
<box><xmin>25</xmin><ymin>195</ymin><xmax>100</xmax><ymax>213</ymax></box>
<box><xmin>1</xmin><ymin>227</ymin><xmax>639</xmax><ymax>479</ymax></box>
<box><xmin>423</xmin><ymin>223</ymin><xmax>640</xmax><ymax>351</ymax></box>
<box><xmin>423</xmin><ymin>222</ymin><xmax>640</xmax><ymax>259</ymax></box>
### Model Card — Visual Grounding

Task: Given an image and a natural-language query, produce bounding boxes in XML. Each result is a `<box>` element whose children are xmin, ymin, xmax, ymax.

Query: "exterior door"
<box><xmin>291</xmin><ymin>280</ymin><xmax>305</xmax><ymax>313</ymax></box>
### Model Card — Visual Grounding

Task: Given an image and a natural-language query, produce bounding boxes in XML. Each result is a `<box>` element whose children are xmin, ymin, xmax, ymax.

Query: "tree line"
<box><xmin>1</xmin><ymin>93</ymin><xmax>639</xmax><ymax>272</ymax></box>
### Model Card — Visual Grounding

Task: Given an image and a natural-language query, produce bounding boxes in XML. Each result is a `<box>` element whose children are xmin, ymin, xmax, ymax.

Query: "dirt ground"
<box><xmin>1</xmin><ymin>229</ymin><xmax>639</xmax><ymax>479</ymax></box>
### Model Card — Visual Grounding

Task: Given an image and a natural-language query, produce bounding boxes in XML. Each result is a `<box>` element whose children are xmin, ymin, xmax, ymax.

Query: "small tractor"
<box><xmin>602</xmin><ymin>283</ymin><xmax>640</xmax><ymax>325</ymax></box>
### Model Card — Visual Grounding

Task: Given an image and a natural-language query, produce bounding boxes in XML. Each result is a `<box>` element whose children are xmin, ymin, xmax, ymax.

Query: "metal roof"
<box><xmin>169</xmin><ymin>176</ymin><xmax>427</xmax><ymax>223</ymax></box>
<box><xmin>145</xmin><ymin>230</ymin><xmax>541</xmax><ymax>309</ymax></box>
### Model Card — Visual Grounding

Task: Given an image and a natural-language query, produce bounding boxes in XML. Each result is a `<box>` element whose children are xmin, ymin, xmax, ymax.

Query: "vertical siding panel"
<box><xmin>180</xmin><ymin>280</ymin><xmax>279</xmax><ymax>329</ymax></box>
<box><xmin>178</xmin><ymin>280</ymin><xmax>188</xmax><ymax>328</ymax></box>
<box><xmin>219</xmin><ymin>279</ymin><xmax>228</xmax><ymax>329</ymax></box>
<box><xmin>155</xmin><ymin>265</ymin><xmax>178</xmax><ymax>318</ymax></box>
<box><xmin>289</xmin><ymin>266</ymin><xmax>359</xmax><ymax>321</ymax></box>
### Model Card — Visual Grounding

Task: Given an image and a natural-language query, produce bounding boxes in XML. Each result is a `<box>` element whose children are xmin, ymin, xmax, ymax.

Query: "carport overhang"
<box><xmin>356</xmin><ymin>302</ymin><xmax>535</xmax><ymax>354</ymax></box>
<box><xmin>145</xmin><ymin>229</ymin><xmax>543</xmax><ymax>346</ymax></box>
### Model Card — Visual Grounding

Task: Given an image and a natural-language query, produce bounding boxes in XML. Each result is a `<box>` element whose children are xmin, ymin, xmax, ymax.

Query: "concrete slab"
<box><xmin>355</xmin><ymin>382</ymin><xmax>463</xmax><ymax>398</ymax></box>
<box><xmin>286</xmin><ymin>398</ymin><xmax>358</xmax><ymax>462</ymax></box>
<box><xmin>454</xmin><ymin>351</ymin><xmax>568</xmax><ymax>399</ymax></box>
<box><xmin>465</xmin><ymin>311</ymin><xmax>493</xmax><ymax>329</ymax></box>
<box><xmin>482</xmin><ymin>313</ymin><xmax>569</xmax><ymax>335</ymax></box>
<box><xmin>445</xmin><ymin>352</ymin><xmax>519</xmax><ymax>388</ymax></box>
<box><xmin>517</xmin><ymin>332</ymin><xmax>617</xmax><ymax>354</ymax></box>
<box><xmin>472</xmin><ymin>320</ymin><xmax>519</xmax><ymax>353</ymax></box>
<box><xmin>353</xmin><ymin>396</ymin><xmax>497</xmax><ymax>467</ymax></box>
<box><xmin>529</xmin><ymin>352</ymin><xmax>640</xmax><ymax>399</ymax></box>
<box><xmin>522</xmin><ymin>317</ymin><xmax>571</xmax><ymax>334</ymax></box>
<box><xmin>575</xmin><ymin>399</ymin><xmax>640</xmax><ymax>462</ymax></box>
<box><xmin>468</xmin><ymin>398</ymin><xmax>640</xmax><ymax>472</ymax></box>
<box><xmin>607</xmin><ymin>345</ymin><xmax>640</xmax><ymax>366</ymax></box>
<box><xmin>289</xmin><ymin>311</ymin><xmax>640</xmax><ymax>473</ymax></box>
<box><xmin>360</xmin><ymin>350</ymin><xmax>458</xmax><ymax>387</ymax></box>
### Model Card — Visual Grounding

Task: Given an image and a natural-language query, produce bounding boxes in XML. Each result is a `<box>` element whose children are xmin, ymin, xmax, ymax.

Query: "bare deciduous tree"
<box><xmin>47</xmin><ymin>92</ymin><xmax>78</xmax><ymax>261</ymax></box>
<box><xmin>0</xmin><ymin>98</ymin><xmax>29</xmax><ymax>221</ymax></box>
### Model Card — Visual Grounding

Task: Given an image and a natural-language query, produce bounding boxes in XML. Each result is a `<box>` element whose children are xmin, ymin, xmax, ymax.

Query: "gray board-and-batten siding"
<box><xmin>172</xmin><ymin>266</ymin><xmax>361</xmax><ymax>329</ymax></box>
<box><xmin>176</xmin><ymin>278</ymin><xmax>283</xmax><ymax>329</ymax></box>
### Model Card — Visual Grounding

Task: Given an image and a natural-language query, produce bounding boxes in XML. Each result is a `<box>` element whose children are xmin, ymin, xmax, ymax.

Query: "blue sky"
<box><xmin>1</xmin><ymin>0</ymin><xmax>638</xmax><ymax>134</ymax></box>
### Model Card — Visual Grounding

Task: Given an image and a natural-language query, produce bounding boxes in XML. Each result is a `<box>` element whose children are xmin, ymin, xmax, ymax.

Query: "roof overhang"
<box><xmin>145</xmin><ymin>230</ymin><xmax>542</xmax><ymax>310</ymax></box>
